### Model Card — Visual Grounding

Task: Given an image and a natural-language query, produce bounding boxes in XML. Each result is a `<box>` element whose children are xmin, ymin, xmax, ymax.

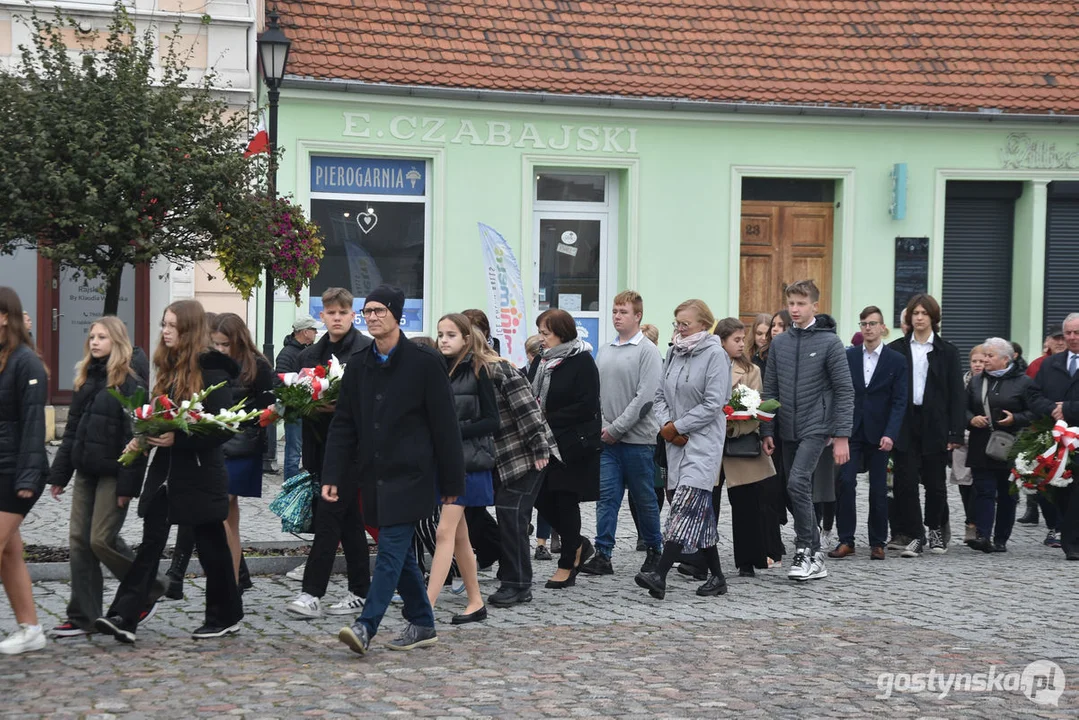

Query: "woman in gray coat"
<box><xmin>635</xmin><ymin>299</ymin><xmax>731</xmax><ymax>600</ymax></box>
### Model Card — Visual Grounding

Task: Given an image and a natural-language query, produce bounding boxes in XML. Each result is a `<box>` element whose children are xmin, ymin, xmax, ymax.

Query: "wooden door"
<box><xmin>739</xmin><ymin>201</ymin><xmax>834</xmax><ymax>326</ymax></box>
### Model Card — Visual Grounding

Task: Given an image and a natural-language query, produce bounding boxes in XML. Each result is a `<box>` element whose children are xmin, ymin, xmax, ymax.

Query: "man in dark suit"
<box><xmin>830</xmin><ymin>306</ymin><xmax>908</xmax><ymax>560</ymax></box>
<box><xmin>888</xmin><ymin>294</ymin><xmax>966</xmax><ymax>557</ymax></box>
<box><xmin>1029</xmin><ymin>312</ymin><xmax>1079</xmax><ymax>560</ymax></box>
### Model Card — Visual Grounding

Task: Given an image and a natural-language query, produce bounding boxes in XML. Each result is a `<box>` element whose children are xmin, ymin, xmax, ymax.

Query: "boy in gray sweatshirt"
<box><xmin>762</xmin><ymin>279</ymin><xmax>855</xmax><ymax>583</ymax></box>
<box><xmin>580</xmin><ymin>291</ymin><xmax>664</xmax><ymax>577</ymax></box>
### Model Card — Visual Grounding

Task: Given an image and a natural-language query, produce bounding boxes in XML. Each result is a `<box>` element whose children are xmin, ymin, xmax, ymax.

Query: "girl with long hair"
<box><xmin>48</xmin><ymin>316</ymin><xmax>156</xmax><ymax>638</ymax></box>
<box><xmin>749</xmin><ymin>312</ymin><xmax>773</xmax><ymax>373</ymax></box>
<box><xmin>427</xmin><ymin>314</ymin><xmax>496</xmax><ymax>624</ymax></box>
<box><xmin>0</xmin><ymin>288</ymin><xmax>50</xmax><ymax>654</ymax></box>
<box><xmin>761</xmin><ymin>307</ymin><xmax>793</xmax><ymax>567</ymax></box>
<box><xmin>96</xmin><ymin>300</ymin><xmax>243</xmax><ymax>642</ymax></box>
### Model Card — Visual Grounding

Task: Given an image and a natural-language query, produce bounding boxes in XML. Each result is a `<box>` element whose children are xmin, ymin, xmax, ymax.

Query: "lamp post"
<box><xmin>256</xmin><ymin>10</ymin><xmax>290</xmax><ymax>361</ymax></box>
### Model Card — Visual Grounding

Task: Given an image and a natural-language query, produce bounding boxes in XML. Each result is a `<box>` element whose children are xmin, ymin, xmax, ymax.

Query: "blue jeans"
<box><xmin>836</xmin><ymin>439</ymin><xmax>890</xmax><ymax>549</ymax></box>
<box><xmin>595</xmin><ymin>443</ymin><xmax>663</xmax><ymax>557</ymax></box>
<box><xmin>357</xmin><ymin>522</ymin><xmax>433</xmax><ymax>639</ymax></box>
<box><xmin>283</xmin><ymin>420</ymin><xmax>303</xmax><ymax>480</ymax></box>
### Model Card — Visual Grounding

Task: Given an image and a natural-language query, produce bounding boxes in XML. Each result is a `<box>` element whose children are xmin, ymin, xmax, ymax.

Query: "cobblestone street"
<box><xmin>4</xmin><ymin>460</ymin><xmax>1077</xmax><ymax>718</ymax></box>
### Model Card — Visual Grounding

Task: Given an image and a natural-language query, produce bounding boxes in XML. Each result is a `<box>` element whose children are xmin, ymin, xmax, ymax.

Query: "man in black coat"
<box><xmin>1030</xmin><ymin>312</ymin><xmax>1079</xmax><ymax>560</ymax></box>
<box><xmin>284</xmin><ymin>289</ymin><xmax>374</xmax><ymax>618</ymax></box>
<box><xmin>331</xmin><ymin>285</ymin><xmax>465</xmax><ymax>656</ymax></box>
<box><xmin>272</xmin><ymin>317</ymin><xmax>318</xmax><ymax>480</ymax></box>
<box><xmin>887</xmin><ymin>294</ymin><xmax>965</xmax><ymax>557</ymax></box>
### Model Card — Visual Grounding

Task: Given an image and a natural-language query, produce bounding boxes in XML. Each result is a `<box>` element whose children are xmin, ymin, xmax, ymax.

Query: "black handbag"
<box><xmin>724</xmin><ymin>432</ymin><xmax>762</xmax><ymax>458</ymax></box>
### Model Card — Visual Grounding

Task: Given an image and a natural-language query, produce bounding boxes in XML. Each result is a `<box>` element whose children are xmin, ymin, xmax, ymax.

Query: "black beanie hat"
<box><xmin>364</xmin><ymin>285</ymin><xmax>406</xmax><ymax>322</ymax></box>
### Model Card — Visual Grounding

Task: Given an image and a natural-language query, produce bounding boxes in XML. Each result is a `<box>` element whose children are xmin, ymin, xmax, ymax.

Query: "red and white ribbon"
<box><xmin>1037</xmin><ymin>420</ymin><xmax>1079</xmax><ymax>487</ymax></box>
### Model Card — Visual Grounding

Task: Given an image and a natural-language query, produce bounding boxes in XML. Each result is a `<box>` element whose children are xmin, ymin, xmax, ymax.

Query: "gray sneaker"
<box><xmin>386</xmin><ymin>623</ymin><xmax>438</xmax><ymax>651</ymax></box>
<box><xmin>337</xmin><ymin>622</ymin><xmax>370</xmax><ymax>656</ymax></box>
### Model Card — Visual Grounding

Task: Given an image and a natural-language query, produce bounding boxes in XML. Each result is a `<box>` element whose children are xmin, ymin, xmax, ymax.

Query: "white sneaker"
<box><xmin>0</xmin><ymin>624</ymin><xmax>47</xmax><ymax>655</ymax></box>
<box><xmin>800</xmin><ymin>551</ymin><xmax>829</xmax><ymax>582</ymax></box>
<box><xmin>901</xmin><ymin>538</ymin><xmax>925</xmax><ymax>558</ymax></box>
<box><xmin>449</xmin><ymin>578</ymin><xmax>466</xmax><ymax>595</ymax></box>
<box><xmin>285</xmin><ymin>562</ymin><xmax>307</xmax><ymax>581</ymax></box>
<box><xmin>285</xmin><ymin>592</ymin><xmax>322</xmax><ymax>618</ymax></box>
<box><xmin>787</xmin><ymin>548</ymin><xmax>811</xmax><ymax>581</ymax></box>
<box><xmin>820</xmin><ymin>530</ymin><xmax>835</xmax><ymax>553</ymax></box>
<box><xmin>325</xmin><ymin>592</ymin><xmax>365</xmax><ymax>616</ymax></box>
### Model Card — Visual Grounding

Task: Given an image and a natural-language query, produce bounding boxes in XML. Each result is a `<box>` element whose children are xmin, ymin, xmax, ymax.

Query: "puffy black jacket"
<box><xmin>137</xmin><ymin>351</ymin><xmax>239</xmax><ymax>526</ymax></box>
<box><xmin>49</xmin><ymin>357</ymin><xmax>147</xmax><ymax>497</ymax></box>
<box><xmin>0</xmin><ymin>344</ymin><xmax>49</xmax><ymax>495</ymax></box>
<box><xmin>298</xmin><ymin>327</ymin><xmax>372</xmax><ymax>475</ymax></box>
<box><xmin>448</xmin><ymin>356</ymin><xmax>499</xmax><ymax>472</ymax></box>
<box><xmin>275</xmin><ymin>334</ymin><xmax>308</xmax><ymax>375</ymax></box>
<box><xmin>965</xmin><ymin>363</ymin><xmax>1035</xmax><ymax>470</ymax></box>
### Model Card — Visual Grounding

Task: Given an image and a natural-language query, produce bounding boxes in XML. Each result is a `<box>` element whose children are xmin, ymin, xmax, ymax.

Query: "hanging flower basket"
<box><xmin>215</xmin><ymin>195</ymin><xmax>324</xmax><ymax>304</ymax></box>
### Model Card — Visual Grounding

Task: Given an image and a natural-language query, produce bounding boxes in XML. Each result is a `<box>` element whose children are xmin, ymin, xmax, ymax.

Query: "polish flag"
<box><xmin>244</xmin><ymin>116</ymin><xmax>269</xmax><ymax>158</ymax></box>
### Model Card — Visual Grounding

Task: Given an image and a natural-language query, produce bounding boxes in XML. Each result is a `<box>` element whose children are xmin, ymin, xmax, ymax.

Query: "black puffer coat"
<box><xmin>447</xmin><ymin>356</ymin><xmax>499</xmax><ymax>472</ymax></box>
<box><xmin>49</xmin><ymin>357</ymin><xmax>147</xmax><ymax>497</ymax></box>
<box><xmin>0</xmin><ymin>344</ymin><xmax>49</xmax><ymax>496</ymax></box>
<box><xmin>221</xmin><ymin>355</ymin><xmax>275</xmax><ymax>459</ymax></box>
<box><xmin>137</xmin><ymin>351</ymin><xmax>239</xmax><ymax>525</ymax></box>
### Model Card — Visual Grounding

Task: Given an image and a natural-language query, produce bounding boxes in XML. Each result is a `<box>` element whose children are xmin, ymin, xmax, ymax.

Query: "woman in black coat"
<box><xmin>96</xmin><ymin>300</ymin><xmax>243</xmax><ymax>643</ymax></box>
<box><xmin>528</xmin><ymin>309</ymin><xmax>600</xmax><ymax>589</ymax></box>
<box><xmin>48</xmin><ymin>316</ymin><xmax>151</xmax><ymax>638</ymax></box>
<box><xmin>0</xmin><ymin>287</ymin><xmax>49</xmax><ymax>655</ymax></box>
<box><xmin>964</xmin><ymin>337</ymin><xmax>1035</xmax><ymax>553</ymax></box>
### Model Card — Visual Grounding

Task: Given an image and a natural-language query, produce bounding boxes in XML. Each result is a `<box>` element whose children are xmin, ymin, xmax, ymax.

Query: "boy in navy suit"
<box><xmin>830</xmin><ymin>306</ymin><xmax>908</xmax><ymax>560</ymax></box>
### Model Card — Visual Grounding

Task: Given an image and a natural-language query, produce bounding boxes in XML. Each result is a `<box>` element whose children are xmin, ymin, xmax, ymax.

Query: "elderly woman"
<box><xmin>635</xmin><ymin>299</ymin><xmax>731</xmax><ymax>600</ymax></box>
<box><xmin>528</xmin><ymin>309</ymin><xmax>600</xmax><ymax>588</ymax></box>
<box><xmin>716</xmin><ymin>318</ymin><xmax>775</xmax><ymax>577</ymax></box>
<box><xmin>964</xmin><ymin>337</ymin><xmax>1034</xmax><ymax>553</ymax></box>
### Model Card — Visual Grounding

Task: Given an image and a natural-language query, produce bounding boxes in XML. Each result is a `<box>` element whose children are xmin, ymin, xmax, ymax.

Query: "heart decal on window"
<box><xmin>357</xmin><ymin>209</ymin><xmax>378</xmax><ymax>234</ymax></box>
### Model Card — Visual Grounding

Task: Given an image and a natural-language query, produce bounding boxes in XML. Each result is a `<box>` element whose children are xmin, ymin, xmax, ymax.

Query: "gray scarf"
<box><xmin>531</xmin><ymin>338</ymin><xmax>588</xmax><ymax>410</ymax></box>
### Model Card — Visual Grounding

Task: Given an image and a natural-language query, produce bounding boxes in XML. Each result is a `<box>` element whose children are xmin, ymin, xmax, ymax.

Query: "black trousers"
<box><xmin>494</xmin><ymin>469</ymin><xmax>545</xmax><ymax>589</ymax></box>
<box><xmin>533</xmin><ymin>483</ymin><xmax>582</xmax><ymax>570</ymax></box>
<box><xmin>109</xmin><ymin>487</ymin><xmax>242</xmax><ymax>628</ymax></box>
<box><xmin>465</xmin><ymin>506</ymin><xmax>503</xmax><ymax>570</ymax></box>
<box><xmin>1057</xmin><ymin>484</ymin><xmax>1079</xmax><ymax>556</ymax></box>
<box><xmin>892</xmin><ymin>413</ymin><xmax>949</xmax><ymax>542</ymax></box>
<box><xmin>728</xmin><ymin>481</ymin><xmax>769</xmax><ymax>570</ymax></box>
<box><xmin>301</xmin><ymin>479</ymin><xmax>370</xmax><ymax>598</ymax></box>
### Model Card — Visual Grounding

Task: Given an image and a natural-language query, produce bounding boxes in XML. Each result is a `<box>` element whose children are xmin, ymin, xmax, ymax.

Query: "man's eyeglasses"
<box><xmin>361</xmin><ymin>307</ymin><xmax>389</xmax><ymax>319</ymax></box>
<box><xmin>858</xmin><ymin>321</ymin><xmax>882</xmax><ymax>329</ymax></box>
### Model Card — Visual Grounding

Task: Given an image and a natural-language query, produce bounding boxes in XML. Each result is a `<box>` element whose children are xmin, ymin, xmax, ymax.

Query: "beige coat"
<box><xmin>721</xmin><ymin>362</ymin><xmax>776</xmax><ymax>488</ymax></box>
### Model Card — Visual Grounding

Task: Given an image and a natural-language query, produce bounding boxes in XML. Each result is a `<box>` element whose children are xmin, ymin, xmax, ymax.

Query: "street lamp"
<box><xmin>256</xmin><ymin>10</ymin><xmax>290</xmax><ymax>361</ymax></box>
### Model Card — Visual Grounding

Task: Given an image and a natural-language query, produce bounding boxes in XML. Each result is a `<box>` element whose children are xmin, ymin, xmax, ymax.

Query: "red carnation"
<box><xmin>723</xmin><ymin>405</ymin><xmax>734</xmax><ymax>415</ymax></box>
<box><xmin>313</xmin><ymin>364</ymin><xmax>327</xmax><ymax>379</ymax></box>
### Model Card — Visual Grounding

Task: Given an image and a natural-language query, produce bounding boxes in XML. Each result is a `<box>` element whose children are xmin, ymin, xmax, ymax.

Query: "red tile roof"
<box><xmin>280</xmin><ymin>1</ymin><xmax>1079</xmax><ymax>115</ymax></box>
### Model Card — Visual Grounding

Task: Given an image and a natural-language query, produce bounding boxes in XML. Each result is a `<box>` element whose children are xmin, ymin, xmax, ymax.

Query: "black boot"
<box><xmin>238</xmin><ymin>556</ymin><xmax>253</xmax><ymax>594</ymax></box>
<box><xmin>165</xmin><ymin>526</ymin><xmax>196</xmax><ymax>600</ymax></box>
<box><xmin>1017</xmin><ymin>497</ymin><xmax>1039</xmax><ymax>525</ymax></box>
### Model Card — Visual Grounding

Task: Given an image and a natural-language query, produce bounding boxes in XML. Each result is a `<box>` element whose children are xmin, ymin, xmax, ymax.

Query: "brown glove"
<box><xmin>671</xmin><ymin>433</ymin><xmax>689</xmax><ymax>447</ymax></box>
<box><xmin>660</xmin><ymin>422</ymin><xmax>679</xmax><ymax>442</ymax></box>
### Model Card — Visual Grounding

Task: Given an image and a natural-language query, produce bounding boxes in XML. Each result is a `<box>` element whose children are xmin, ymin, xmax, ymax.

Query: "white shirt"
<box><xmin>910</xmin><ymin>332</ymin><xmax>935</xmax><ymax>405</ymax></box>
<box><xmin>863</xmin><ymin>343</ymin><xmax>882</xmax><ymax>386</ymax></box>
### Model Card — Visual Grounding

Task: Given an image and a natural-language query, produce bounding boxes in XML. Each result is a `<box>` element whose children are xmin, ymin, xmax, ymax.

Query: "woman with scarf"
<box><xmin>964</xmin><ymin>337</ymin><xmax>1035</xmax><ymax>553</ymax></box>
<box><xmin>635</xmin><ymin>299</ymin><xmax>731</xmax><ymax>600</ymax></box>
<box><xmin>527</xmin><ymin>309</ymin><xmax>600</xmax><ymax>589</ymax></box>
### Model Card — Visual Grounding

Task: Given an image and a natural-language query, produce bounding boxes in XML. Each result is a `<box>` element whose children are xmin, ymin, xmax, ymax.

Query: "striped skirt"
<box><xmin>664</xmin><ymin>485</ymin><xmax>718</xmax><ymax>550</ymax></box>
<box><xmin>413</xmin><ymin>504</ymin><xmax>460</xmax><ymax>580</ymax></box>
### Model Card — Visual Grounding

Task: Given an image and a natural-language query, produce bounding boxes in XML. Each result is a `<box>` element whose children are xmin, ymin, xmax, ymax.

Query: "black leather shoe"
<box><xmin>697</xmin><ymin>574</ymin><xmax>729</xmax><ymax>596</ymax></box>
<box><xmin>544</xmin><ymin>574</ymin><xmax>576</xmax><ymax>589</ymax></box>
<box><xmin>1017</xmin><ymin>498</ymin><xmax>1039</xmax><ymax>525</ymax></box>
<box><xmin>640</xmin><ymin>547</ymin><xmax>661</xmax><ymax>575</ymax></box>
<box><xmin>634</xmin><ymin>571</ymin><xmax>666</xmax><ymax>599</ymax></box>
<box><xmin>993</xmin><ymin>541</ymin><xmax>1007</xmax><ymax>553</ymax></box>
<box><xmin>579</xmin><ymin>553</ymin><xmax>613</xmax><ymax>576</ymax></box>
<box><xmin>451</xmin><ymin>606</ymin><xmax>488</xmax><ymax>625</ymax></box>
<box><xmin>966</xmin><ymin>536</ymin><xmax>994</xmax><ymax>553</ymax></box>
<box><xmin>94</xmin><ymin>615</ymin><xmax>136</xmax><ymax>644</ymax></box>
<box><xmin>738</xmin><ymin>567</ymin><xmax>755</xmax><ymax>578</ymax></box>
<box><xmin>487</xmin><ymin>586</ymin><xmax>533</xmax><ymax>607</ymax></box>
<box><xmin>676</xmin><ymin>563</ymin><xmax>708</xmax><ymax>581</ymax></box>
<box><xmin>1066</xmin><ymin>550</ymin><xmax>1079</xmax><ymax>561</ymax></box>
<box><xmin>572</xmin><ymin>538</ymin><xmax>595</xmax><ymax>576</ymax></box>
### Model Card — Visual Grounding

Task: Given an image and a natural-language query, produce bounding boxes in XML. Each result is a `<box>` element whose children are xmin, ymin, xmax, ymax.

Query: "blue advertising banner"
<box><xmin>309</xmin><ymin>297</ymin><xmax>425</xmax><ymax>335</ymax></box>
<box><xmin>573</xmin><ymin>317</ymin><xmax>600</xmax><ymax>358</ymax></box>
<box><xmin>311</xmin><ymin>156</ymin><xmax>426</xmax><ymax>196</ymax></box>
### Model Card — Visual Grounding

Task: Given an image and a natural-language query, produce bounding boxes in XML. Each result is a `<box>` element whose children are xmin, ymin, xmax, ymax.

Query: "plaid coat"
<box><xmin>487</xmin><ymin>360</ymin><xmax>558</xmax><ymax>484</ymax></box>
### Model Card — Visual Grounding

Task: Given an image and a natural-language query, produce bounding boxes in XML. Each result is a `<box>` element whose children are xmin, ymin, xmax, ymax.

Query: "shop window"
<box><xmin>536</xmin><ymin>172</ymin><xmax>606</xmax><ymax>203</ymax></box>
<box><xmin>308</xmin><ymin>156</ymin><xmax>428</xmax><ymax>333</ymax></box>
